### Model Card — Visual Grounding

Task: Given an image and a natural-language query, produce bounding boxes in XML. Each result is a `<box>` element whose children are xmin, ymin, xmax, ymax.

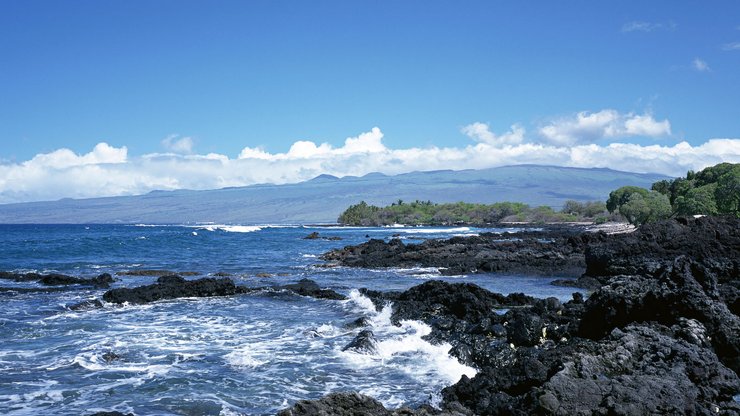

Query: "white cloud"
<box><xmin>238</xmin><ymin>127</ymin><xmax>386</xmax><ymax>161</ymax></box>
<box><xmin>162</xmin><ymin>135</ymin><xmax>194</xmax><ymax>154</ymax></box>
<box><xmin>692</xmin><ymin>58</ymin><xmax>711</xmax><ymax>72</ymax></box>
<box><xmin>621</xmin><ymin>20</ymin><xmax>677</xmax><ymax>33</ymax></box>
<box><xmin>538</xmin><ymin>110</ymin><xmax>671</xmax><ymax>146</ymax></box>
<box><xmin>722</xmin><ymin>41</ymin><xmax>740</xmax><ymax>51</ymax></box>
<box><xmin>1</xmin><ymin>123</ymin><xmax>738</xmax><ymax>204</ymax></box>
<box><xmin>22</xmin><ymin>142</ymin><xmax>127</xmax><ymax>169</ymax></box>
<box><xmin>461</xmin><ymin>122</ymin><xmax>524</xmax><ymax>147</ymax></box>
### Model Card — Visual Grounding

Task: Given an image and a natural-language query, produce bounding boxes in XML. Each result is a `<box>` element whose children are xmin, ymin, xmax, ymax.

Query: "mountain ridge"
<box><xmin>0</xmin><ymin>165</ymin><xmax>671</xmax><ymax>224</ymax></box>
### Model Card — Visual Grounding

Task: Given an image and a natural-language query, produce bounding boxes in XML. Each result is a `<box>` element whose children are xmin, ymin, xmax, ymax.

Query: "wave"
<box><xmin>341</xmin><ymin>290</ymin><xmax>477</xmax><ymax>389</ymax></box>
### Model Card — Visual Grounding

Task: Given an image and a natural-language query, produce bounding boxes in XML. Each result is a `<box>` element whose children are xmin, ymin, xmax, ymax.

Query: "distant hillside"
<box><xmin>0</xmin><ymin>165</ymin><xmax>670</xmax><ymax>224</ymax></box>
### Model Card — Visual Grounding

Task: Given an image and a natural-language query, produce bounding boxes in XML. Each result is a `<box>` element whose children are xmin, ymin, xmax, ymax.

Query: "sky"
<box><xmin>1</xmin><ymin>0</ymin><xmax>740</xmax><ymax>203</ymax></box>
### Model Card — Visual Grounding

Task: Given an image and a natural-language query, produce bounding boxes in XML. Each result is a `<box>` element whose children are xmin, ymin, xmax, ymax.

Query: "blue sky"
<box><xmin>1</xmin><ymin>1</ymin><xmax>740</xmax><ymax>202</ymax></box>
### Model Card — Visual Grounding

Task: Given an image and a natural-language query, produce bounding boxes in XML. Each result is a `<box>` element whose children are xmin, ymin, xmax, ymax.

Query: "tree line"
<box><xmin>607</xmin><ymin>162</ymin><xmax>740</xmax><ymax>225</ymax></box>
<box><xmin>337</xmin><ymin>199</ymin><xmax>613</xmax><ymax>226</ymax></box>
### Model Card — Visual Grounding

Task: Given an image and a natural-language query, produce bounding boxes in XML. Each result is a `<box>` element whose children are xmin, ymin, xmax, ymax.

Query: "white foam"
<box><xmin>301</xmin><ymin>254</ymin><xmax>317</xmax><ymax>258</ymax></box>
<box><xmin>394</xmin><ymin>227</ymin><xmax>472</xmax><ymax>234</ymax></box>
<box><xmin>340</xmin><ymin>291</ymin><xmax>477</xmax><ymax>387</ymax></box>
<box><xmin>224</xmin><ymin>345</ymin><xmax>268</xmax><ymax>368</ymax></box>
<box><xmin>200</xmin><ymin>225</ymin><xmax>263</xmax><ymax>233</ymax></box>
<box><xmin>347</xmin><ymin>289</ymin><xmax>380</xmax><ymax>315</ymax></box>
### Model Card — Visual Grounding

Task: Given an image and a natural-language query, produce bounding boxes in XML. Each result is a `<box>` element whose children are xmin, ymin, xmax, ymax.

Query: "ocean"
<box><xmin>0</xmin><ymin>224</ymin><xmax>583</xmax><ymax>415</ymax></box>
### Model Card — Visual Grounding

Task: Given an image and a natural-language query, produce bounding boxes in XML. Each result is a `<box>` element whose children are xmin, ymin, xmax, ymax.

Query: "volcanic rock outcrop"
<box><xmin>285</xmin><ymin>217</ymin><xmax>740</xmax><ymax>415</ymax></box>
<box><xmin>322</xmin><ymin>231</ymin><xmax>588</xmax><ymax>276</ymax></box>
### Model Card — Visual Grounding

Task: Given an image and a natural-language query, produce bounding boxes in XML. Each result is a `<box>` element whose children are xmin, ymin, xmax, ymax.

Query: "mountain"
<box><xmin>0</xmin><ymin>165</ymin><xmax>670</xmax><ymax>224</ymax></box>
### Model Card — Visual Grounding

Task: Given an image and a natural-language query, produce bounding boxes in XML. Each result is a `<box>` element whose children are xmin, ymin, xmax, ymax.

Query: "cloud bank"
<box><xmin>1</xmin><ymin>110</ymin><xmax>739</xmax><ymax>203</ymax></box>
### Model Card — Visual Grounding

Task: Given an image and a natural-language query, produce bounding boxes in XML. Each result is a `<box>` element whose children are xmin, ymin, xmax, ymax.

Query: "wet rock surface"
<box><xmin>100</xmin><ymin>276</ymin><xmax>346</xmax><ymax>305</ymax></box>
<box><xmin>341</xmin><ymin>329</ymin><xmax>379</xmax><ymax>354</ymax></box>
<box><xmin>286</xmin><ymin>217</ymin><xmax>740</xmax><ymax>415</ymax></box>
<box><xmin>277</xmin><ymin>392</ymin><xmax>472</xmax><ymax>416</ymax></box>
<box><xmin>0</xmin><ymin>271</ymin><xmax>115</xmax><ymax>287</ymax></box>
<box><xmin>321</xmin><ymin>231</ymin><xmax>589</xmax><ymax>276</ymax></box>
<box><xmin>102</xmin><ymin>276</ymin><xmax>239</xmax><ymax>304</ymax></box>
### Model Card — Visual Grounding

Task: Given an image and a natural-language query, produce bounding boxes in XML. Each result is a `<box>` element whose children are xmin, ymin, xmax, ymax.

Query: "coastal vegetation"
<box><xmin>607</xmin><ymin>162</ymin><xmax>740</xmax><ymax>225</ymax></box>
<box><xmin>339</xmin><ymin>162</ymin><xmax>740</xmax><ymax>227</ymax></box>
<box><xmin>337</xmin><ymin>199</ymin><xmax>612</xmax><ymax>226</ymax></box>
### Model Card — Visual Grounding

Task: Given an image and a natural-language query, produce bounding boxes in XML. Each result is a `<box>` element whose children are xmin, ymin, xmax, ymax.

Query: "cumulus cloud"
<box><xmin>461</xmin><ymin>122</ymin><xmax>525</xmax><ymax>147</ymax></box>
<box><xmin>692</xmin><ymin>58</ymin><xmax>711</xmax><ymax>72</ymax></box>
<box><xmin>1</xmin><ymin>123</ymin><xmax>739</xmax><ymax>204</ymax></box>
<box><xmin>538</xmin><ymin>110</ymin><xmax>671</xmax><ymax>146</ymax></box>
<box><xmin>238</xmin><ymin>127</ymin><xmax>386</xmax><ymax>160</ymax></box>
<box><xmin>621</xmin><ymin>20</ymin><xmax>677</xmax><ymax>33</ymax></box>
<box><xmin>162</xmin><ymin>135</ymin><xmax>194</xmax><ymax>154</ymax></box>
<box><xmin>722</xmin><ymin>41</ymin><xmax>740</xmax><ymax>51</ymax></box>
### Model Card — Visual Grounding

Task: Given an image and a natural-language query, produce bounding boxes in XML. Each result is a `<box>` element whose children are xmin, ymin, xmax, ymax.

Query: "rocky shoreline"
<box><xmin>321</xmin><ymin>227</ymin><xmax>591</xmax><ymax>277</ymax></box>
<box><xmin>282</xmin><ymin>216</ymin><xmax>740</xmax><ymax>415</ymax></box>
<box><xmin>3</xmin><ymin>217</ymin><xmax>738</xmax><ymax>415</ymax></box>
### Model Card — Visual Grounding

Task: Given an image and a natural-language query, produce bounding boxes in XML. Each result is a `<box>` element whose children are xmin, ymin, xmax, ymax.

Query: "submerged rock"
<box><xmin>341</xmin><ymin>330</ymin><xmax>378</xmax><ymax>354</ymax></box>
<box><xmin>0</xmin><ymin>271</ymin><xmax>114</xmax><ymax>287</ymax></box>
<box><xmin>277</xmin><ymin>278</ymin><xmax>346</xmax><ymax>300</ymax></box>
<box><xmin>68</xmin><ymin>299</ymin><xmax>104</xmax><ymax>311</ymax></box>
<box><xmin>304</xmin><ymin>232</ymin><xmax>343</xmax><ymax>241</ymax></box>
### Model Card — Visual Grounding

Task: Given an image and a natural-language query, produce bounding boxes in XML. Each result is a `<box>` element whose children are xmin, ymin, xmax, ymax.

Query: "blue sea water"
<box><xmin>0</xmin><ymin>224</ymin><xmax>584</xmax><ymax>415</ymax></box>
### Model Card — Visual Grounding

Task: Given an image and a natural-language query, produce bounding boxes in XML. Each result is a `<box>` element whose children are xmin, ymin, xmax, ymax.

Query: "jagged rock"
<box><xmin>443</xmin><ymin>322</ymin><xmax>740</xmax><ymax>415</ymax></box>
<box><xmin>287</xmin><ymin>217</ymin><xmax>740</xmax><ymax>415</ymax></box>
<box><xmin>579</xmin><ymin>257</ymin><xmax>740</xmax><ymax>373</ymax></box>
<box><xmin>342</xmin><ymin>330</ymin><xmax>378</xmax><ymax>354</ymax></box>
<box><xmin>585</xmin><ymin>216</ymin><xmax>740</xmax><ymax>281</ymax></box>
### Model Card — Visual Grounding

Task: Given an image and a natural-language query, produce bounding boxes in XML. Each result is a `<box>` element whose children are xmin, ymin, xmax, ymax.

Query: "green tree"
<box><xmin>618</xmin><ymin>191</ymin><xmax>671</xmax><ymax>225</ymax></box>
<box><xmin>715</xmin><ymin>167</ymin><xmax>740</xmax><ymax>216</ymax></box>
<box><xmin>651</xmin><ymin>180</ymin><xmax>671</xmax><ymax>196</ymax></box>
<box><xmin>674</xmin><ymin>184</ymin><xmax>718</xmax><ymax>216</ymax></box>
<box><xmin>606</xmin><ymin>186</ymin><xmax>649</xmax><ymax>213</ymax></box>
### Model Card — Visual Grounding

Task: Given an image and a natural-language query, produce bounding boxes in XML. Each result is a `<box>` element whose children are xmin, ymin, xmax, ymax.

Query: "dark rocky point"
<box><xmin>102</xmin><ymin>277</ymin><xmax>239</xmax><ymax>304</ymax></box>
<box><xmin>285</xmin><ymin>217</ymin><xmax>740</xmax><ymax>415</ymax></box>
<box><xmin>321</xmin><ymin>231</ymin><xmax>588</xmax><ymax>277</ymax></box>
